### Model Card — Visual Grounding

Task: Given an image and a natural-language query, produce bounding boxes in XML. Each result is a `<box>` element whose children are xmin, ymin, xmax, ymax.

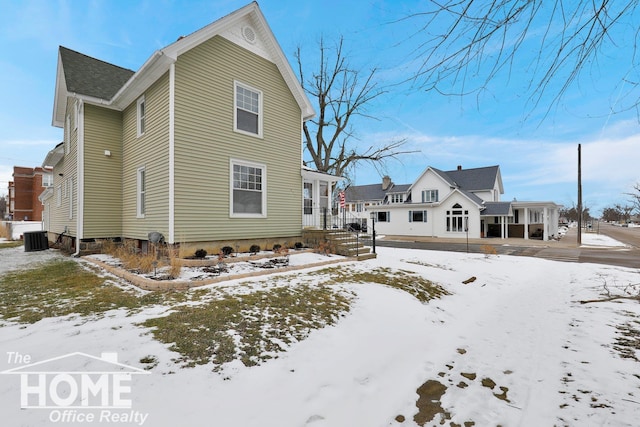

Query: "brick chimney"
<box><xmin>382</xmin><ymin>175</ymin><xmax>392</xmax><ymax>190</ymax></box>
<box><xmin>457</xmin><ymin>165</ymin><xmax>462</xmax><ymax>171</ymax></box>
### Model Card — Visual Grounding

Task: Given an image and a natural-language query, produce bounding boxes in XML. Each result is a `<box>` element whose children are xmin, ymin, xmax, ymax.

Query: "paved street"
<box><xmin>371</xmin><ymin>224</ymin><xmax>640</xmax><ymax>269</ymax></box>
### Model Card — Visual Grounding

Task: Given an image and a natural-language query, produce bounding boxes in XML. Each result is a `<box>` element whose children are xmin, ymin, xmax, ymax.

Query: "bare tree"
<box><xmin>403</xmin><ymin>1</ymin><xmax>640</xmax><ymax>117</ymax></box>
<box><xmin>626</xmin><ymin>183</ymin><xmax>640</xmax><ymax>214</ymax></box>
<box><xmin>295</xmin><ymin>36</ymin><xmax>414</xmax><ymax>180</ymax></box>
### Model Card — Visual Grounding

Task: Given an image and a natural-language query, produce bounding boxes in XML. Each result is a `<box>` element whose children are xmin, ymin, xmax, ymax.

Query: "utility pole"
<box><xmin>577</xmin><ymin>144</ymin><xmax>582</xmax><ymax>246</ymax></box>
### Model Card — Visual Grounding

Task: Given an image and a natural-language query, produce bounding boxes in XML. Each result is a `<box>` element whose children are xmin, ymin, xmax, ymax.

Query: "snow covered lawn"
<box><xmin>0</xmin><ymin>239</ymin><xmax>639</xmax><ymax>426</ymax></box>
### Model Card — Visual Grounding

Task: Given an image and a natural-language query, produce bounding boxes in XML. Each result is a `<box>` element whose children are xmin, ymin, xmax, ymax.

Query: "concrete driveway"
<box><xmin>373</xmin><ymin>226</ymin><xmax>640</xmax><ymax>269</ymax></box>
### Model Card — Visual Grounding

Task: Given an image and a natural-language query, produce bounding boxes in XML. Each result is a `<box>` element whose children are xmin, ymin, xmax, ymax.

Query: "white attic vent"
<box><xmin>242</xmin><ymin>26</ymin><xmax>257</xmax><ymax>44</ymax></box>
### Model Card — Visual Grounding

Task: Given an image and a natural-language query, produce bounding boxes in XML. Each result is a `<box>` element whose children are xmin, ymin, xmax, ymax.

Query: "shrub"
<box><xmin>480</xmin><ymin>244</ymin><xmax>497</xmax><ymax>258</ymax></box>
<box><xmin>0</xmin><ymin>223</ymin><xmax>9</xmax><ymax>239</ymax></box>
<box><xmin>194</xmin><ymin>249</ymin><xmax>207</xmax><ymax>259</ymax></box>
<box><xmin>249</xmin><ymin>244</ymin><xmax>260</xmax><ymax>254</ymax></box>
<box><xmin>221</xmin><ymin>246</ymin><xmax>233</xmax><ymax>256</ymax></box>
<box><xmin>272</xmin><ymin>244</ymin><xmax>282</xmax><ymax>253</ymax></box>
<box><xmin>294</xmin><ymin>242</ymin><xmax>304</xmax><ymax>250</ymax></box>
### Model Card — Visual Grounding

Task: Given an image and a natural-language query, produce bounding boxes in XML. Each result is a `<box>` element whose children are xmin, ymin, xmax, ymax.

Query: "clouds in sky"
<box><xmin>0</xmin><ymin>0</ymin><xmax>638</xmax><ymax>217</ymax></box>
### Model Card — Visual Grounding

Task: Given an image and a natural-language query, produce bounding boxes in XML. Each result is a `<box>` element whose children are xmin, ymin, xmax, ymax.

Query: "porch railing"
<box><xmin>303</xmin><ymin>207</ymin><xmax>374</xmax><ymax>256</ymax></box>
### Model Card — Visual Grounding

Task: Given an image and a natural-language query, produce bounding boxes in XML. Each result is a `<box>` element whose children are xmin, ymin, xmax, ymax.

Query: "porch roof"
<box><xmin>481</xmin><ymin>201</ymin><xmax>512</xmax><ymax>216</ymax></box>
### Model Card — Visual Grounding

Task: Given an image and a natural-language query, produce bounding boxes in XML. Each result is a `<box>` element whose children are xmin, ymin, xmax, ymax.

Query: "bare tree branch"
<box><xmin>402</xmin><ymin>1</ymin><xmax>640</xmax><ymax>118</ymax></box>
<box><xmin>296</xmin><ymin>36</ymin><xmax>417</xmax><ymax>180</ymax></box>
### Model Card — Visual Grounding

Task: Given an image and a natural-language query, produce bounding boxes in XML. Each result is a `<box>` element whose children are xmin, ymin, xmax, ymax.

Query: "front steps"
<box><xmin>302</xmin><ymin>229</ymin><xmax>376</xmax><ymax>259</ymax></box>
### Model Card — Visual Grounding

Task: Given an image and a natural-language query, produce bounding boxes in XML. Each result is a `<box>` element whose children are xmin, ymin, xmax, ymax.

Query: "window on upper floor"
<box><xmin>234</xmin><ymin>82</ymin><xmax>262</xmax><ymax>137</ymax></box>
<box><xmin>231</xmin><ymin>159</ymin><xmax>266</xmax><ymax>217</ymax></box>
<box><xmin>137</xmin><ymin>166</ymin><xmax>146</xmax><ymax>218</ymax></box>
<box><xmin>422</xmin><ymin>189</ymin><xmax>438</xmax><ymax>203</ymax></box>
<box><xmin>137</xmin><ymin>96</ymin><xmax>146</xmax><ymax>138</ymax></box>
<box><xmin>389</xmin><ymin>193</ymin><xmax>404</xmax><ymax>204</ymax></box>
<box><xmin>42</xmin><ymin>174</ymin><xmax>53</xmax><ymax>187</ymax></box>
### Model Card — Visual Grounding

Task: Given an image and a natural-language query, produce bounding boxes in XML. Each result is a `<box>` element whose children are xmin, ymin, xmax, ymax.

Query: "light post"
<box><xmin>465</xmin><ymin>217</ymin><xmax>469</xmax><ymax>253</ymax></box>
<box><xmin>370</xmin><ymin>212</ymin><xmax>376</xmax><ymax>255</ymax></box>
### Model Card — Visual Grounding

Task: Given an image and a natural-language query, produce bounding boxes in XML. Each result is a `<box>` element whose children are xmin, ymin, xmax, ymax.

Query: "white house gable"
<box><xmin>409</xmin><ymin>168</ymin><xmax>453</xmax><ymax>204</ymax></box>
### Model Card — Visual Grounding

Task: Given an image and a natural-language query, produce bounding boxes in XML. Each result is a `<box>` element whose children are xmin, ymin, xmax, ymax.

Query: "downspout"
<box><xmin>168</xmin><ymin>63</ymin><xmax>175</xmax><ymax>244</ymax></box>
<box><xmin>74</xmin><ymin>100</ymin><xmax>85</xmax><ymax>257</ymax></box>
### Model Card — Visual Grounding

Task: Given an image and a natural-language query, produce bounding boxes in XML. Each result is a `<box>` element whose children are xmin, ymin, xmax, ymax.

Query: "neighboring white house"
<box><xmin>341</xmin><ymin>165</ymin><xmax>562</xmax><ymax>240</ymax></box>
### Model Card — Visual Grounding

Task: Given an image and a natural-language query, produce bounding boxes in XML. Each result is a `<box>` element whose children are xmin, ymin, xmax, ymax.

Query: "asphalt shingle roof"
<box><xmin>345</xmin><ymin>166</ymin><xmax>500</xmax><ymax>204</ymax></box>
<box><xmin>344</xmin><ymin>183</ymin><xmax>410</xmax><ymax>202</ymax></box>
<box><xmin>482</xmin><ymin>201</ymin><xmax>512</xmax><ymax>216</ymax></box>
<box><xmin>442</xmin><ymin>165</ymin><xmax>500</xmax><ymax>191</ymax></box>
<box><xmin>59</xmin><ymin>46</ymin><xmax>135</xmax><ymax>101</ymax></box>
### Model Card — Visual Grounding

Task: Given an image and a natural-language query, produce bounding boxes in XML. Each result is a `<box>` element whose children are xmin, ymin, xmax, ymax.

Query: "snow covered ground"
<box><xmin>0</xmin><ymin>234</ymin><xmax>639</xmax><ymax>426</ymax></box>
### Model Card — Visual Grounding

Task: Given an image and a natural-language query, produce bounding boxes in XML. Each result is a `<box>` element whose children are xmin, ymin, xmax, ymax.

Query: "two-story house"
<box><xmin>342</xmin><ymin>165</ymin><xmax>561</xmax><ymax>240</ymax></box>
<box><xmin>40</xmin><ymin>2</ymin><xmax>340</xmax><ymax>254</ymax></box>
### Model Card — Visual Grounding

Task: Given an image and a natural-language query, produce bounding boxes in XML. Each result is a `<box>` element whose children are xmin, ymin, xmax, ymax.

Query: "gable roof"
<box><xmin>344</xmin><ymin>183</ymin><xmax>411</xmax><ymax>203</ymax></box>
<box><xmin>443</xmin><ymin>165</ymin><xmax>502</xmax><ymax>192</ymax></box>
<box><xmin>52</xmin><ymin>2</ymin><xmax>314</xmax><ymax>127</ymax></box>
<box><xmin>59</xmin><ymin>47</ymin><xmax>135</xmax><ymax>100</ymax></box>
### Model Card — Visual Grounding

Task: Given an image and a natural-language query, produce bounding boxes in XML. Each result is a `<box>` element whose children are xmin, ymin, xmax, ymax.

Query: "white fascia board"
<box><xmin>110</xmin><ymin>51</ymin><xmax>172</xmax><ymax>110</ymax></box>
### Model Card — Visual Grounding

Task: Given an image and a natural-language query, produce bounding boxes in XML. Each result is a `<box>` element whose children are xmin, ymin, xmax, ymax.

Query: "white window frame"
<box><xmin>230</xmin><ymin>159</ymin><xmax>266</xmax><ymax>218</ymax></box>
<box><xmin>446</xmin><ymin>203</ymin><xmax>468</xmax><ymax>232</ymax></box>
<box><xmin>136</xmin><ymin>166</ymin><xmax>146</xmax><ymax>218</ymax></box>
<box><xmin>42</xmin><ymin>174</ymin><xmax>53</xmax><ymax>187</ymax></box>
<box><xmin>422</xmin><ymin>189</ymin><xmax>439</xmax><ymax>203</ymax></box>
<box><xmin>136</xmin><ymin>96</ymin><xmax>146</xmax><ymax>138</ymax></box>
<box><xmin>233</xmin><ymin>81</ymin><xmax>263</xmax><ymax>138</ymax></box>
<box><xmin>389</xmin><ymin>193</ymin><xmax>404</xmax><ymax>204</ymax></box>
<box><xmin>375</xmin><ymin>211</ymin><xmax>390</xmax><ymax>222</ymax></box>
<box><xmin>409</xmin><ymin>210</ymin><xmax>428</xmax><ymax>222</ymax></box>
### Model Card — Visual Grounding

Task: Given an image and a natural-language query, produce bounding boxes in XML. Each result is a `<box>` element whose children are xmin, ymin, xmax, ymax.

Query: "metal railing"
<box><xmin>303</xmin><ymin>208</ymin><xmax>374</xmax><ymax>256</ymax></box>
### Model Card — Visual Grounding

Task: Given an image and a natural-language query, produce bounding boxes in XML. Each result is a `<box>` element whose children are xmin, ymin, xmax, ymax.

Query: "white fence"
<box><xmin>2</xmin><ymin>221</ymin><xmax>44</xmax><ymax>240</ymax></box>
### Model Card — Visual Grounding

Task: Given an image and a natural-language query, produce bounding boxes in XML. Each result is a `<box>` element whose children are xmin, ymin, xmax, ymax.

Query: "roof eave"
<box><xmin>160</xmin><ymin>2</ymin><xmax>315</xmax><ymax>120</ymax></box>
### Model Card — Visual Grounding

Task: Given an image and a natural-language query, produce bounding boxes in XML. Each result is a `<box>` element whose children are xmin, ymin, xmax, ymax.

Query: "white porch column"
<box><xmin>524</xmin><ymin>207</ymin><xmax>529</xmax><ymax>240</ymax></box>
<box><xmin>543</xmin><ymin>207</ymin><xmax>549</xmax><ymax>241</ymax></box>
<box><xmin>505</xmin><ymin>216</ymin><xmax>509</xmax><ymax>238</ymax></box>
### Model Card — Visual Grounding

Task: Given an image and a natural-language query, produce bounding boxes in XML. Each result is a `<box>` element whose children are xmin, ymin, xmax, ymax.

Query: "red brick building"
<box><xmin>7</xmin><ymin>166</ymin><xmax>53</xmax><ymax>221</ymax></box>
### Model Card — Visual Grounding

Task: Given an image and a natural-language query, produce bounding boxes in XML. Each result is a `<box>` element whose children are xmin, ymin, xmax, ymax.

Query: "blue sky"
<box><xmin>1</xmin><ymin>0</ymin><xmax>639</xmax><ymax>215</ymax></box>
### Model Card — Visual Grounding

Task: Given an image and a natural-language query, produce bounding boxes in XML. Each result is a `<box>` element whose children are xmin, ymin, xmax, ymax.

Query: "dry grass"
<box><xmin>168</xmin><ymin>246</ymin><xmax>182</xmax><ymax>279</ymax></box>
<box><xmin>480</xmin><ymin>244</ymin><xmax>497</xmax><ymax>258</ymax></box>
<box><xmin>0</xmin><ymin>223</ymin><xmax>8</xmax><ymax>239</ymax></box>
<box><xmin>0</xmin><ymin>260</ymin><xmax>172</xmax><ymax>324</ymax></box>
<box><xmin>311</xmin><ymin>266</ymin><xmax>450</xmax><ymax>303</ymax></box>
<box><xmin>141</xmin><ymin>284</ymin><xmax>352</xmax><ymax>369</ymax></box>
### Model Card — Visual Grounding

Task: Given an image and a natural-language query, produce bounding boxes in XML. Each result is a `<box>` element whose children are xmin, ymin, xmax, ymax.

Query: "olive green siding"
<box><xmin>83</xmin><ymin>104</ymin><xmax>123</xmax><ymax>238</ymax></box>
<box><xmin>49</xmin><ymin>98</ymin><xmax>79</xmax><ymax>237</ymax></box>
<box><xmin>122</xmin><ymin>72</ymin><xmax>170</xmax><ymax>240</ymax></box>
<box><xmin>173</xmin><ymin>36</ymin><xmax>303</xmax><ymax>242</ymax></box>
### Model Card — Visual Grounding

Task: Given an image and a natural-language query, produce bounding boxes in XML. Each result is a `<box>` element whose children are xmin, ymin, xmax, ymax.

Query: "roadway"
<box><xmin>369</xmin><ymin>223</ymin><xmax>640</xmax><ymax>269</ymax></box>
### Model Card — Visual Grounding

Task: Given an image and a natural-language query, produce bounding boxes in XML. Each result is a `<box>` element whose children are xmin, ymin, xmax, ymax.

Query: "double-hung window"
<box><xmin>137</xmin><ymin>96</ymin><xmax>146</xmax><ymax>137</ymax></box>
<box><xmin>231</xmin><ymin>160</ymin><xmax>266</xmax><ymax>217</ymax></box>
<box><xmin>137</xmin><ymin>167</ymin><xmax>146</xmax><ymax>218</ymax></box>
<box><xmin>409</xmin><ymin>210</ymin><xmax>428</xmax><ymax>222</ymax></box>
<box><xmin>422</xmin><ymin>189</ymin><xmax>438</xmax><ymax>203</ymax></box>
<box><xmin>375</xmin><ymin>211</ymin><xmax>390</xmax><ymax>222</ymax></box>
<box><xmin>234</xmin><ymin>82</ymin><xmax>262</xmax><ymax>137</ymax></box>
